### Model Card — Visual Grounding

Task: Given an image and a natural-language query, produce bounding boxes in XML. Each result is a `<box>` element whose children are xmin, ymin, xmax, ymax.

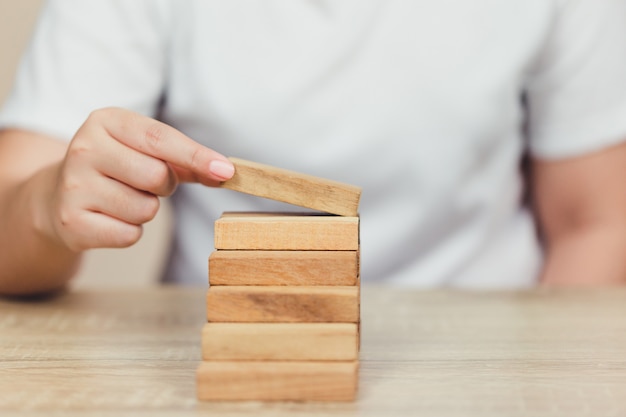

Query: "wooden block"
<box><xmin>214</xmin><ymin>212</ymin><xmax>359</xmax><ymax>250</ymax></box>
<box><xmin>206</xmin><ymin>286</ymin><xmax>359</xmax><ymax>322</ymax></box>
<box><xmin>196</xmin><ymin>361</ymin><xmax>359</xmax><ymax>401</ymax></box>
<box><xmin>202</xmin><ymin>323</ymin><xmax>358</xmax><ymax>361</ymax></box>
<box><xmin>219</xmin><ymin>157</ymin><xmax>361</xmax><ymax>217</ymax></box>
<box><xmin>209</xmin><ymin>250</ymin><xmax>359</xmax><ymax>286</ymax></box>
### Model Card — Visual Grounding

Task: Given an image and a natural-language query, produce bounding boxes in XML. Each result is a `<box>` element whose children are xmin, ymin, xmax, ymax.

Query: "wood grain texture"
<box><xmin>214</xmin><ymin>212</ymin><xmax>359</xmax><ymax>250</ymax></box>
<box><xmin>219</xmin><ymin>157</ymin><xmax>361</xmax><ymax>217</ymax></box>
<box><xmin>4</xmin><ymin>287</ymin><xmax>626</xmax><ymax>415</ymax></box>
<box><xmin>201</xmin><ymin>323</ymin><xmax>358</xmax><ymax>361</ymax></box>
<box><xmin>206</xmin><ymin>286</ymin><xmax>360</xmax><ymax>322</ymax></box>
<box><xmin>209</xmin><ymin>250</ymin><xmax>359</xmax><ymax>286</ymax></box>
<box><xmin>196</xmin><ymin>361</ymin><xmax>359</xmax><ymax>401</ymax></box>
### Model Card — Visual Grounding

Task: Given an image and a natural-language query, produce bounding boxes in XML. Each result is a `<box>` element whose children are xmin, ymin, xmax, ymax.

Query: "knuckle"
<box><xmin>143</xmin><ymin>122</ymin><xmax>166</xmax><ymax>152</ymax></box>
<box><xmin>57</xmin><ymin>207</ymin><xmax>73</xmax><ymax>228</ymax></box>
<box><xmin>66</xmin><ymin>142</ymin><xmax>90</xmax><ymax>160</ymax></box>
<box><xmin>87</xmin><ymin>107</ymin><xmax>118</xmax><ymax>123</ymax></box>
<box><xmin>189</xmin><ymin>146</ymin><xmax>204</xmax><ymax>172</ymax></box>
<box><xmin>61</xmin><ymin>164</ymin><xmax>88</xmax><ymax>193</ymax></box>
<box><xmin>55</xmin><ymin>209</ymin><xmax>88</xmax><ymax>251</ymax></box>
<box><xmin>85</xmin><ymin>109</ymin><xmax>101</xmax><ymax>124</ymax></box>
<box><xmin>58</xmin><ymin>170</ymin><xmax>82</xmax><ymax>194</ymax></box>
<box><xmin>54</xmin><ymin>191</ymin><xmax>80</xmax><ymax>227</ymax></box>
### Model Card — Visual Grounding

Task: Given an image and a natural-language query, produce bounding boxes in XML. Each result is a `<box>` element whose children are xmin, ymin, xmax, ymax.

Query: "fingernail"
<box><xmin>209</xmin><ymin>159</ymin><xmax>235</xmax><ymax>180</ymax></box>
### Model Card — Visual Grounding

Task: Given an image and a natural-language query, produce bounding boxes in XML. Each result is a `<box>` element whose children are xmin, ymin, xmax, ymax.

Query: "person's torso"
<box><xmin>160</xmin><ymin>0</ymin><xmax>553</xmax><ymax>288</ymax></box>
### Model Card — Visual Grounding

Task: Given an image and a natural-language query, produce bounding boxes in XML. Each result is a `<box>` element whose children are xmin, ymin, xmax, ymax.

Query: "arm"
<box><xmin>532</xmin><ymin>141</ymin><xmax>626</xmax><ymax>286</ymax></box>
<box><xmin>0</xmin><ymin>130</ymin><xmax>79</xmax><ymax>295</ymax></box>
<box><xmin>0</xmin><ymin>108</ymin><xmax>234</xmax><ymax>296</ymax></box>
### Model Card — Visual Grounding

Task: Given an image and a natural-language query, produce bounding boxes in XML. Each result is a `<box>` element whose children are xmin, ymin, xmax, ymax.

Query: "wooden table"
<box><xmin>1</xmin><ymin>286</ymin><xmax>626</xmax><ymax>416</ymax></box>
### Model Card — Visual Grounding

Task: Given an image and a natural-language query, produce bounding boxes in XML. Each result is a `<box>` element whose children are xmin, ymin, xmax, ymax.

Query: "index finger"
<box><xmin>95</xmin><ymin>107</ymin><xmax>234</xmax><ymax>182</ymax></box>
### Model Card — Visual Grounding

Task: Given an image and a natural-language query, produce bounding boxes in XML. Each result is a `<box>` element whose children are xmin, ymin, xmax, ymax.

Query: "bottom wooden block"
<box><xmin>196</xmin><ymin>361</ymin><xmax>359</xmax><ymax>401</ymax></box>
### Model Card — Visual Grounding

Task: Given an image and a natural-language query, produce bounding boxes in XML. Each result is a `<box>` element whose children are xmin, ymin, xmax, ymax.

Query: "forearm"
<box><xmin>540</xmin><ymin>224</ymin><xmax>626</xmax><ymax>286</ymax></box>
<box><xmin>0</xmin><ymin>164</ymin><xmax>81</xmax><ymax>296</ymax></box>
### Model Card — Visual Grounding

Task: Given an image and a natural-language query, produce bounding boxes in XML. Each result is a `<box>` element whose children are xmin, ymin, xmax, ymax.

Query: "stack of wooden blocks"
<box><xmin>195</xmin><ymin>158</ymin><xmax>362</xmax><ymax>401</ymax></box>
<box><xmin>196</xmin><ymin>212</ymin><xmax>360</xmax><ymax>401</ymax></box>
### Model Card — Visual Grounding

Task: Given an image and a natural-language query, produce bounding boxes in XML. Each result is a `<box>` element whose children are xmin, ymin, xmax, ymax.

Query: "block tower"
<box><xmin>195</xmin><ymin>158</ymin><xmax>362</xmax><ymax>401</ymax></box>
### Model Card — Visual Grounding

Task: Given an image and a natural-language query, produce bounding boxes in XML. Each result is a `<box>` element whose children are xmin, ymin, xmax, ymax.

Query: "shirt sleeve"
<box><xmin>0</xmin><ymin>0</ymin><xmax>170</xmax><ymax>141</ymax></box>
<box><xmin>525</xmin><ymin>0</ymin><xmax>626</xmax><ymax>159</ymax></box>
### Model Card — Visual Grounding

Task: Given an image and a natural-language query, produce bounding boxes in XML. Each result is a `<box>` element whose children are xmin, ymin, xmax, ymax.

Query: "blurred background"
<box><xmin>0</xmin><ymin>0</ymin><xmax>172</xmax><ymax>288</ymax></box>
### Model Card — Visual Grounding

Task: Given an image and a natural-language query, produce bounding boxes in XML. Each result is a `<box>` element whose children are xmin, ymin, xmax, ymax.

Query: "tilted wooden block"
<box><xmin>202</xmin><ymin>322</ymin><xmax>358</xmax><ymax>361</ymax></box>
<box><xmin>206</xmin><ymin>286</ymin><xmax>359</xmax><ymax>322</ymax></box>
<box><xmin>209</xmin><ymin>250</ymin><xmax>359</xmax><ymax>286</ymax></box>
<box><xmin>196</xmin><ymin>361</ymin><xmax>359</xmax><ymax>401</ymax></box>
<box><xmin>219</xmin><ymin>157</ymin><xmax>361</xmax><ymax>217</ymax></box>
<box><xmin>214</xmin><ymin>212</ymin><xmax>359</xmax><ymax>250</ymax></box>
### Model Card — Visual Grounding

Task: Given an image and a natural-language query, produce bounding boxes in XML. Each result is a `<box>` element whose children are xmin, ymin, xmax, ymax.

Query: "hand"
<box><xmin>38</xmin><ymin>107</ymin><xmax>234</xmax><ymax>251</ymax></box>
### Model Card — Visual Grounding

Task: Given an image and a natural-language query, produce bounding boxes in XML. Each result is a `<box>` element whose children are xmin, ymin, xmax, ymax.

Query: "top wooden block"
<box><xmin>220</xmin><ymin>157</ymin><xmax>361</xmax><ymax>217</ymax></box>
<box><xmin>215</xmin><ymin>212</ymin><xmax>359</xmax><ymax>250</ymax></box>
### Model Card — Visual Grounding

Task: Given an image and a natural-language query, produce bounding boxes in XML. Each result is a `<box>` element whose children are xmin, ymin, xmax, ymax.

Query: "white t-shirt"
<box><xmin>2</xmin><ymin>0</ymin><xmax>626</xmax><ymax>288</ymax></box>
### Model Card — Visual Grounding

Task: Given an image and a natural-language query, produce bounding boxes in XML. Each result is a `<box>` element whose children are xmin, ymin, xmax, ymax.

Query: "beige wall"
<box><xmin>0</xmin><ymin>0</ymin><xmax>43</xmax><ymax>100</ymax></box>
<box><xmin>0</xmin><ymin>1</ymin><xmax>172</xmax><ymax>288</ymax></box>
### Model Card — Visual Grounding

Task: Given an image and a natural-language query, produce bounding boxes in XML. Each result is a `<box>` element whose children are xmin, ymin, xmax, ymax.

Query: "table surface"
<box><xmin>1</xmin><ymin>286</ymin><xmax>626</xmax><ymax>416</ymax></box>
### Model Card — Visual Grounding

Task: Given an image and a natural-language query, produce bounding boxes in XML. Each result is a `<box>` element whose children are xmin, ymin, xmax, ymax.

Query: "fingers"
<box><xmin>49</xmin><ymin>107</ymin><xmax>230</xmax><ymax>252</ymax></box>
<box><xmin>65</xmin><ymin>211</ymin><xmax>144</xmax><ymax>250</ymax></box>
<box><xmin>52</xmin><ymin>172</ymin><xmax>159</xmax><ymax>250</ymax></box>
<box><xmin>91</xmin><ymin>108</ymin><xmax>235</xmax><ymax>183</ymax></box>
<box><xmin>85</xmin><ymin>176</ymin><xmax>160</xmax><ymax>225</ymax></box>
<box><xmin>91</xmin><ymin>137</ymin><xmax>178</xmax><ymax>197</ymax></box>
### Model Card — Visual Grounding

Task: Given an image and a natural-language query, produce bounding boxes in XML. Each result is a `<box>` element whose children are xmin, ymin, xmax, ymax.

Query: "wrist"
<box><xmin>28</xmin><ymin>164</ymin><xmax>76</xmax><ymax>253</ymax></box>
